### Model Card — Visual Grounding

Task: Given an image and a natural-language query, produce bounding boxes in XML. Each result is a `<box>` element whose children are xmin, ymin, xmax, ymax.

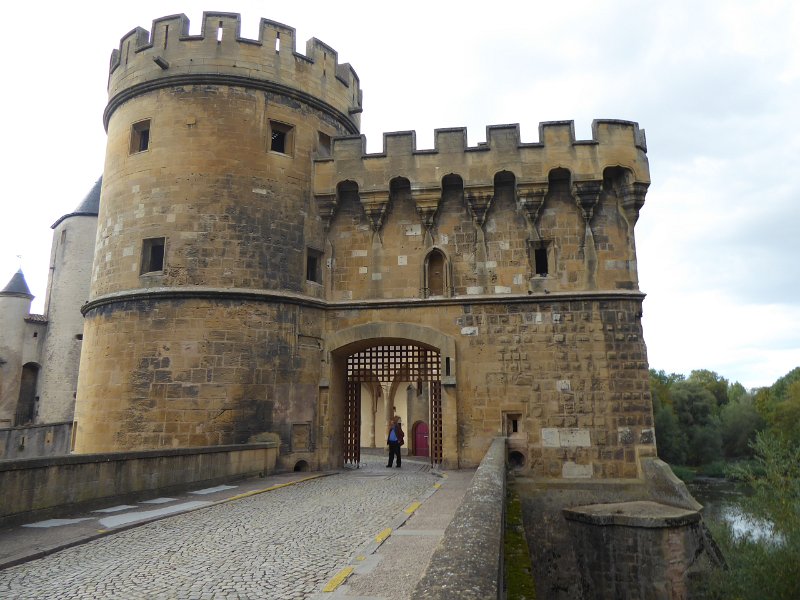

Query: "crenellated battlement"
<box><xmin>105</xmin><ymin>12</ymin><xmax>362</xmax><ymax>132</ymax></box>
<box><xmin>313</xmin><ymin>119</ymin><xmax>649</xmax><ymax>198</ymax></box>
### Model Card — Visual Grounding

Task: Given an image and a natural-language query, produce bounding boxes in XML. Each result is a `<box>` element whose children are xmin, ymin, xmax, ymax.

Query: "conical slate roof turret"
<box><xmin>0</xmin><ymin>269</ymin><xmax>34</xmax><ymax>299</ymax></box>
<box><xmin>51</xmin><ymin>177</ymin><xmax>102</xmax><ymax>228</ymax></box>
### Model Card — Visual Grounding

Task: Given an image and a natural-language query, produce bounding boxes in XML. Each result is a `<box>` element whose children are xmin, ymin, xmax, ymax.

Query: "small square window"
<box><xmin>140</xmin><ymin>237</ymin><xmax>166</xmax><ymax>274</ymax></box>
<box><xmin>306</xmin><ymin>248</ymin><xmax>323</xmax><ymax>283</ymax></box>
<box><xmin>130</xmin><ymin>119</ymin><xmax>151</xmax><ymax>154</ymax></box>
<box><xmin>269</xmin><ymin>120</ymin><xmax>294</xmax><ymax>155</ymax></box>
<box><xmin>317</xmin><ymin>131</ymin><xmax>332</xmax><ymax>157</ymax></box>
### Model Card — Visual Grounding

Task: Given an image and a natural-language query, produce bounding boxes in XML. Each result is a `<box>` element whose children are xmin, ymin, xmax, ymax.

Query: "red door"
<box><xmin>414</xmin><ymin>422</ymin><xmax>429</xmax><ymax>457</ymax></box>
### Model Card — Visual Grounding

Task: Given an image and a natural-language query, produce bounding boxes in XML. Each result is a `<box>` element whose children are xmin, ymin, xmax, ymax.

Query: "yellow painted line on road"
<box><xmin>375</xmin><ymin>528</ymin><xmax>392</xmax><ymax>544</ymax></box>
<box><xmin>322</xmin><ymin>566</ymin><xmax>354</xmax><ymax>592</ymax></box>
<box><xmin>433</xmin><ymin>482</ymin><xmax>441</xmax><ymax>489</ymax></box>
<box><xmin>355</xmin><ymin>555</ymin><xmax>366</xmax><ymax>561</ymax></box>
<box><xmin>404</xmin><ymin>501</ymin><xmax>422</xmax><ymax>515</ymax></box>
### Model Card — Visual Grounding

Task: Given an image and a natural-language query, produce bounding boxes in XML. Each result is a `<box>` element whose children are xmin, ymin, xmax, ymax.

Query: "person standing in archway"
<box><xmin>386</xmin><ymin>416</ymin><xmax>404</xmax><ymax>468</ymax></box>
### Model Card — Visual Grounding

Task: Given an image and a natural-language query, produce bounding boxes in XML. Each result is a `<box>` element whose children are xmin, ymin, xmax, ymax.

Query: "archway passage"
<box><xmin>344</xmin><ymin>343</ymin><xmax>443</xmax><ymax>466</ymax></box>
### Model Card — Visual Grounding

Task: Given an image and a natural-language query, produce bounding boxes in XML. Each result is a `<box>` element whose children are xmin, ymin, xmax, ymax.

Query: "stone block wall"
<box><xmin>75</xmin><ymin>298</ymin><xmax>323</xmax><ymax>453</ymax></box>
<box><xmin>0</xmin><ymin>443</ymin><xmax>277</xmax><ymax>526</ymax></box>
<box><xmin>323</xmin><ymin>295</ymin><xmax>653</xmax><ymax>474</ymax></box>
<box><xmin>564</xmin><ymin>501</ymin><xmax>718</xmax><ymax>599</ymax></box>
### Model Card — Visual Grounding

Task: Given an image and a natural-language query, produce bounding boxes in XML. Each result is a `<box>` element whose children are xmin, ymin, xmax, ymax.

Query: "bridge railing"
<box><xmin>414</xmin><ymin>436</ymin><xmax>507</xmax><ymax>599</ymax></box>
<box><xmin>0</xmin><ymin>442</ymin><xmax>278</xmax><ymax>526</ymax></box>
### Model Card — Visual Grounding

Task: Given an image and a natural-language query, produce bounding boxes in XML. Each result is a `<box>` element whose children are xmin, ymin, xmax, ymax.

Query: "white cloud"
<box><xmin>0</xmin><ymin>0</ymin><xmax>797</xmax><ymax>389</ymax></box>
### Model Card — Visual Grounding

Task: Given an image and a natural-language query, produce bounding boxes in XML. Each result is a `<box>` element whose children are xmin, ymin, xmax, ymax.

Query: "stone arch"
<box><xmin>327</xmin><ymin>322</ymin><xmax>456</xmax><ymax>360</ymax></box>
<box><xmin>422</xmin><ymin>247</ymin><xmax>452</xmax><ymax>298</ymax></box>
<box><xmin>491</xmin><ymin>169</ymin><xmax>517</xmax><ymax>212</ymax></box>
<box><xmin>441</xmin><ymin>173</ymin><xmax>465</xmax><ymax>211</ymax></box>
<box><xmin>547</xmin><ymin>167</ymin><xmax>573</xmax><ymax>195</ymax></box>
<box><xmin>323</xmin><ymin>323</ymin><xmax>457</xmax><ymax>469</ymax></box>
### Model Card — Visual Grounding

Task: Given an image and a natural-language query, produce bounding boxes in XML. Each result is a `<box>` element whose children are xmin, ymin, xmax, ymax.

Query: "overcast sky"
<box><xmin>0</xmin><ymin>1</ymin><xmax>797</xmax><ymax>389</ymax></box>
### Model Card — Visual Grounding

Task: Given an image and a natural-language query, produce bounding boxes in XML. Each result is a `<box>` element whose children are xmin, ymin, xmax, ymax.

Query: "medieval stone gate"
<box><xmin>344</xmin><ymin>343</ymin><xmax>443</xmax><ymax>466</ymax></box>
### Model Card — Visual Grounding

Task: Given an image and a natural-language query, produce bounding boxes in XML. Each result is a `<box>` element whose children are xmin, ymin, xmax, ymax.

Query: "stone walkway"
<box><xmin>0</xmin><ymin>459</ymin><xmax>454</xmax><ymax>599</ymax></box>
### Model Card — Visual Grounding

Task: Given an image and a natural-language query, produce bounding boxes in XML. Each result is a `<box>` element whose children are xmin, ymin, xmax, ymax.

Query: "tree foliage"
<box><xmin>699</xmin><ymin>431</ymin><xmax>800</xmax><ymax>599</ymax></box>
<box><xmin>688</xmin><ymin>369</ymin><xmax>730</xmax><ymax>408</ymax></box>
<box><xmin>649</xmin><ymin>368</ymin><xmax>772</xmax><ymax>464</ymax></box>
<box><xmin>720</xmin><ymin>396</ymin><xmax>765</xmax><ymax>458</ymax></box>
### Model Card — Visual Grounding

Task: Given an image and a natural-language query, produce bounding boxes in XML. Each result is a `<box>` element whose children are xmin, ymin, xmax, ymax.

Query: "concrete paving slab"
<box><xmin>315</xmin><ymin>468</ymin><xmax>475</xmax><ymax>600</ymax></box>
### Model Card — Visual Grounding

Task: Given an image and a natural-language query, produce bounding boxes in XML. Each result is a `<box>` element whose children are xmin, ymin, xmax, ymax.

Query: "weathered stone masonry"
<box><xmin>74</xmin><ymin>12</ymin><xmax>655</xmax><ymax>477</ymax></box>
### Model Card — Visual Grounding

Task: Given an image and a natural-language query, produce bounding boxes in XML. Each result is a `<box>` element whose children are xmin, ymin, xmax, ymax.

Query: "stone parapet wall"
<box><xmin>413</xmin><ymin>437</ymin><xmax>506</xmax><ymax>599</ymax></box>
<box><xmin>315</xmin><ymin>120</ymin><xmax>648</xmax><ymax>194</ymax></box>
<box><xmin>0</xmin><ymin>442</ymin><xmax>277</xmax><ymax>526</ymax></box>
<box><xmin>106</xmin><ymin>13</ymin><xmax>360</xmax><ymax>133</ymax></box>
<box><xmin>0</xmin><ymin>422</ymin><xmax>72</xmax><ymax>460</ymax></box>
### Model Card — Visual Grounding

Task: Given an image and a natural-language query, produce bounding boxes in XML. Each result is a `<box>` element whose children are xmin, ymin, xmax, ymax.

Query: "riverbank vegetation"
<box><xmin>649</xmin><ymin>366</ymin><xmax>800</xmax><ymax>598</ymax></box>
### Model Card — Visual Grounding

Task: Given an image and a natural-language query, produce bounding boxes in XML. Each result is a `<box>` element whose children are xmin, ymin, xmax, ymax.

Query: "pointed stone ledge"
<box><xmin>518</xmin><ymin>183</ymin><xmax>548</xmax><ymax>227</ymax></box>
<box><xmin>464</xmin><ymin>185</ymin><xmax>494</xmax><ymax>227</ymax></box>
<box><xmin>572</xmin><ymin>180</ymin><xmax>603</xmax><ymax>222</ymax></box>
<box><xmin>412</xmin><ymin>188</ymin><xmax>441</xmax><ymax>230</ymax></box>
<box><xmin>360</xmin><ymin>191</ymin><xmax>389</xmax><ymax>232</ymax></box>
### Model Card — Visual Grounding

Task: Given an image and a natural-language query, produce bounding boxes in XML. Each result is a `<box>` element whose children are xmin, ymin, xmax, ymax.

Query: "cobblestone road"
<box><xmin>0</xmin><ymin>462</ymin><xmax>437</xmax><ymax>599</ymax></box>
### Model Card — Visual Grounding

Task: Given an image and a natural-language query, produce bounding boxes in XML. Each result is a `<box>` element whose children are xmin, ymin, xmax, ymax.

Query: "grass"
<box><xmin>670</xmin><ymin>464</ymin><xmax>696</xmax><ymax>482</ymax></box>
<box><xmin>504</xmin><ymin>481</ymin><xmax>537</xmax><ymax>599</ymax></box>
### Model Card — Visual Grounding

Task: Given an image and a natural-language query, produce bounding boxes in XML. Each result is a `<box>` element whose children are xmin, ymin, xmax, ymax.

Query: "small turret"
<box><xmin>0</xmin><ymin>269</ymin><xmax>34</xmax><ymax>299</ymax></box>
<box><xmin>51</xmin><ymin>177</ymin><xmax>101</xmax><ymax>229</ymax></box>
<box><xmin>0</xmin><ymin>269</ymin><xmax>35</xmax><ymax>426</ymax></box>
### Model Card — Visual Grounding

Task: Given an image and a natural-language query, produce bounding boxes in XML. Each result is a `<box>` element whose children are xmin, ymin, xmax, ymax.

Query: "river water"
<box><xmin>688</xmin><ymin>478</ymin><xmax>775</xmax><ymax>540</ymax></box>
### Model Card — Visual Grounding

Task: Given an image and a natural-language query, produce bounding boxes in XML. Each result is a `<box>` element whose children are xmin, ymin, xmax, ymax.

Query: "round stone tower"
<box><xmin>36</xmin><ymin>178</ymin><xmax>101</xmax><ymax>423</ymax></box>
<box><xmin>74</xmin><ymin>13</ymin><xmax>361</xmax><ymax>453</ymax></box>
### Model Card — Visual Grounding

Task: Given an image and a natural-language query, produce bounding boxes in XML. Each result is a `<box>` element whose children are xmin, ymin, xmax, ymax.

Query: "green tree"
<box><xmin>700</xmin><ymin>431</ymin><xmax>800</xmax><ymax>599</ymax></box>
<box><xmin>720</xmin><ymin>394</ymin><xmax>765</xmax><ymax>458</ymax></box>
<box><xmin>649</xmin><ymin>369</ymin><xmax>684</xmax><ymax>409</ymax></box>
<box><xmin>727</xmin><ymin>381</ymin><xmax>749</xmax><ymax>404</ymax></box>
<box><xmin>770</xmin><ymin>381</ymin><xmax>800</xmax><ymax>445</ymax></box>
<box><xmin>654</xmin><ymin>403</ymin><xmax>687</xmax><ymax>464</ymax></box>
<box><xmin>671</xmin><ymin>381</ymin><xmax>723</xmax><ymax>465</ymax></box>
<box><xmin>688</xmin><ymin>369</ymin><xmax>729</xmax><ymax>409</ymax></box>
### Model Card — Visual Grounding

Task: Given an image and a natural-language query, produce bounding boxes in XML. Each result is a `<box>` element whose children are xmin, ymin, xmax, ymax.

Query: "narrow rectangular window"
<box><xmin>306</xmin><ymin>248</ymin><xmax>323</xmax><ymax>283</ymax></box>
<box><xmin>317</xmin><ymin>131</ymin><xmax>332</xmax><ymax>157</ymax></box>
<box><xmin>130</xmin><ymin>120</ymin><xmax>151</xmax><ymax>154</ymax></box>
<box><xmin>534</xmin><ymin>247</ymin><xmax>548</xmax><ymax>276</ymax></box>
<box><xmin>529</xmin><ymin>241</ymin><xmax>551</xmax><ymax>277</ymax></box>
<box><xmin>140</xmin><ymin>237</ymin><xmax>166</xmax><ymax>274</ymax></box>
<box><xmin>269</xmin><ymin>120</ymin><xmax>294</xmax><ymax>156</ymax></box>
